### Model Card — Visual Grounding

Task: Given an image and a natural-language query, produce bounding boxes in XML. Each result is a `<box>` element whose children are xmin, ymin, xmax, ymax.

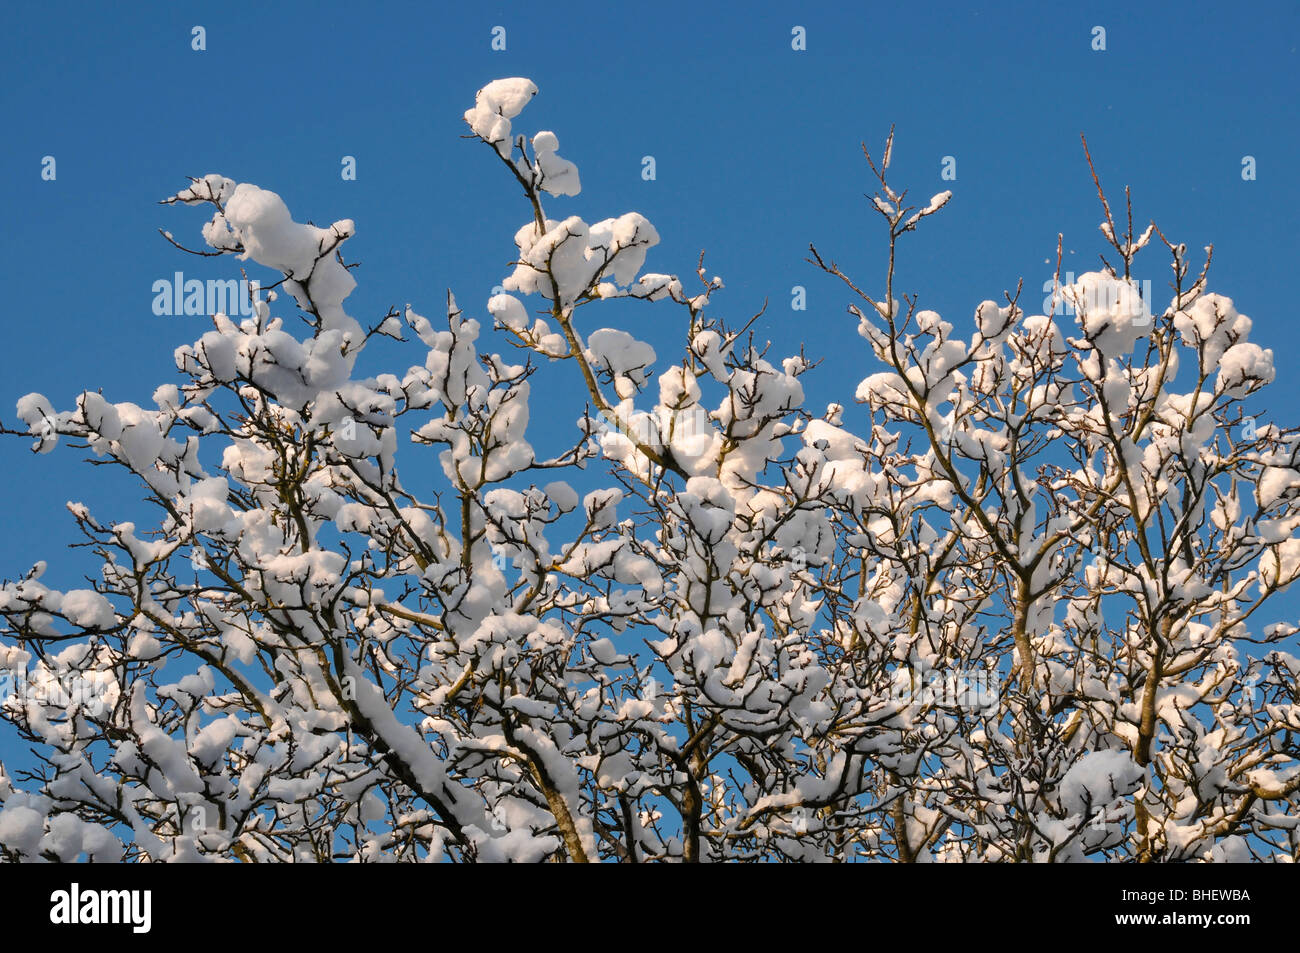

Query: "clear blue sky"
<box><xmin>0</xmin><ymin>0</ymin><xmax>1297</xmax><ymax>591</ymax></box>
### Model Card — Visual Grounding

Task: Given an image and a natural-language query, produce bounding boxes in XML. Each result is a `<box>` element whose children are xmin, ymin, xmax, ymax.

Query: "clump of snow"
<box><xmin>464</xmin><ymin>78</ymin><xmax>538</xmax><ymax>157</ymax></box>
<box><xmin>586</xmin><ymin>329</ymin><xmax>656</xmax><ymax>399</ymax></box>
<box><xmin>1059</xmin><ymin>749</ymin><xmax>1143</xmax><ymax>815</ymax></box>
<box><xmin>487</xmin><ymin>293</ymin><xmax>530</xmax><ymax>332</ymax></box>
<box><xmin>1172</xmin><ymin>293</ymin><xmax>1251</xmax><ymax>366</ymax></box>
<box><xmin>1063</xmin><ymin>272</ymin><xmax>1149</xmax><ymax>356</ymax></box>
<box><xmin>220</xmin><ymin>184</ymin><xmax>361</xmax><ymax>342</ymax></box>
<box><xmin>59</xmin><ymin>590</ymin><xmax>115</xmax><ymax>629</ymax></box>
<box><xmin>1215</xmin><ymin>341</ymin><xmax>1273</xmax><ymax>396</ymax></box>
<box><xmin>505</xmin><ymin>213</ymin><xmax>660</xmax><ymax>311</ymax></box>
<box><xmin>0</xmin><ymin>801</ymin><xmax>45</xmax><ymax>855</ymax></box>
<box><xmin>529</xmin><ymin>131</ymin><xmax>580</xmax><ymax>197</ymax></box>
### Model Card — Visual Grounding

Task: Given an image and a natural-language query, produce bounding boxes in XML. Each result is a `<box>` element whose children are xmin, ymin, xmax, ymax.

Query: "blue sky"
<box><xmin>0</xmin><ymin>0</ymin><xmax>1297</xmax><ymax>592</ymax></box>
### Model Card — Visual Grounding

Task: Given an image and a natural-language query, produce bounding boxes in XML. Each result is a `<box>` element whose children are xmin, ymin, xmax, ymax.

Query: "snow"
<box><xmin>0</xmin><ymin>802</ymin><xmax>45</xmax><ymax>855</ymax></box>
<box><xmin>583</xmin><ymin>489</ymin><xmax>622</xmax><ymax>528</ymax></box>
<box><xmin>2</xmin><ymin>73</ymin><xmax>1295</xmax><ymax>866</ymax></box>
<box><xmin>220</xmin><ymin>183</ymin><xmax>361</xmax><ymax>342</ymax></box>
<box><xmin>530</xmin><ymin>130</ymin><xmax>581</xmax><ymax>197</ymax></box>
<box><xmin>59</xmin><ymin>590</ymin><xmax>115</xmax><ymax>629</ymax></box>
<box><xmin>487</xmin><ymin>292</ymin><xmax>529</xmax><ymax>332</ymax></box>
<box><xmin>505</xmin><ymin>212</ymin><xmax>660</xmax><ymax>311</ymax></box>
<box><xmin>464</xmin><ymin>78</ymin><xmax>538</xmax><ymax>156</ymax></box>
<box><xmin>1258</xmin><ymin>466</ymin><xmax>1295</xmax><ymax>509</ymax></box>
<box><xmin>190</xmin><ymin>717</ymin><xmax>239</xmax><ymax>768</ymax></box>
<box><xmin>1215</xmin><ymin>341</ymin><xmax>1274</xmax><ymax>396</ymax></box>
<box><xmin>925</xmin><ymin>191</ymin><xmax>952</xmax><ymax>213</ymax></box>
<box><xmin>543</xmin><ymin>480</ymin><xmax>579</xmax><ymax>513</ymax></box>
<box><xmin>1059</xmin><ymin>750</ymin><xmax>1143</xmax><ymax>815</ymax></box>
<box><xmin>586</xmin><ymin>328</ymin><xmax>656</xmax><ymax>399</ymax></box>
<box><xmin>1063</xmin><ymin>272</ymin><xmax>1149</xmax><ymax>357</ymax></box>
<box><xmin>1173</xmin><ymin>293</ymin><xmax>1251</xmax><ymax>366</ymax></box>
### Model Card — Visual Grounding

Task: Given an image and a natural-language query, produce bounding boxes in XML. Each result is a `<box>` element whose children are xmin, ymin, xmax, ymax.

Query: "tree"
<box><xmin>0</xmin><ymin>77</ymin><xmax>1296</xmax><ymax>863</ymax></box>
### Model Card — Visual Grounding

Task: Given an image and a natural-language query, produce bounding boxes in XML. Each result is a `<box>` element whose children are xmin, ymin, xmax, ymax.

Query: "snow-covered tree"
<box><xmin>1</xmin><ymin>78</ymin><xmax>1296</xmax><ymax>862</ymax></box>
